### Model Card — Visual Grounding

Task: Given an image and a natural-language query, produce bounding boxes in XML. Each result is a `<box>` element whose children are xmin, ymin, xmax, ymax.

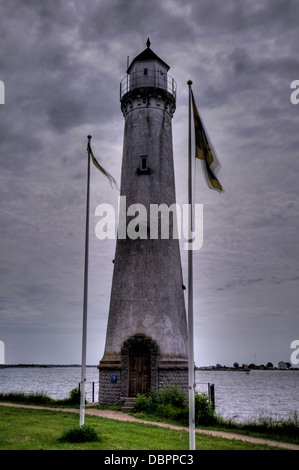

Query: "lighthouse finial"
<box><xmin>146</xmin><ymin>38</ymin><xmax>151</xmax><ymax>48</ymax></box>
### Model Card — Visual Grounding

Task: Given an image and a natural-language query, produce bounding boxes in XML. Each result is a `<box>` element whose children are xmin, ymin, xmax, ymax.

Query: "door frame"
<box><xmin>121</xmin><ymin>334</ymin><xmax>159</xmax><ymax>398</ymax></box>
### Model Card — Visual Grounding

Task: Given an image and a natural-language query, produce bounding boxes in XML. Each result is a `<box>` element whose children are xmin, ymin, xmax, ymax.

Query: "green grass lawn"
<box><xmin>0</xmin><ymin>406</ymin><xmax>283</xmax><ymax>450</ymax></box>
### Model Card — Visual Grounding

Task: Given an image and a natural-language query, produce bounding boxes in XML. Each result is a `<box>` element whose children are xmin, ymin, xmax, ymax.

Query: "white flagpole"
<box><xmin>80</xmin><ymin>134</ymin><xmax>92</xmax><ymax>426</ymax></box>
<box><xmin>187</xmin><ymin>80</ymin><xmax>196</xmax><ymax>450</ymax></box>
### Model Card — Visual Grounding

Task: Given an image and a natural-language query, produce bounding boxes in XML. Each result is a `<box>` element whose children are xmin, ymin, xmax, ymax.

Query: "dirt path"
<box><xmin>1</xmin><ymin>402</ymin><xmax>298</xmax><ymax>450</ymax></box>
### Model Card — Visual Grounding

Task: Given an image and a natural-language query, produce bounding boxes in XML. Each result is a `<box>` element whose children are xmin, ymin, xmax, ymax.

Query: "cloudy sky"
<box><xmin>0</xmin><ymin>0</ymin><xmax>298</xmax><ymax>367</ymax></box>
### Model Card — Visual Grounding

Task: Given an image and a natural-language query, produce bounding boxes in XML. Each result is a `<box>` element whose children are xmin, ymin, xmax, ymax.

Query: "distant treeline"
<box><xmin>197</xmin><ymin>365</ymin><xmax>299</xmax><ymax>371</ymax></box>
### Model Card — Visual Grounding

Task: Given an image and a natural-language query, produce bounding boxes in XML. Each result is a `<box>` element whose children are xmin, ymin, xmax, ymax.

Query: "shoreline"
<box><xmin>1</xmin><ymin>364</ymin><xmax>298</xmax><ymax>371</ymax></box>
<box><xmin>197</xmin><ymin>367</ymin><xmax>299</xmax><ymax>371</ymax></box>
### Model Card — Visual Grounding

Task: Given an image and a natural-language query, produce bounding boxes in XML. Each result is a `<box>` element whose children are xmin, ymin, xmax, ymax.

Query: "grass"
<box><xmin>59</xmin><ymin>424</ymin><xmax>100</xmax><ymax>443</ymax></box>
<box><xmin>212</xmin><ymin>412</ymin><xmax>299</xmax><ymax>445</ymax></box>
<box><xmin>0</xmin><ymin>405</ymin><xmax>285</xmax><ymax>450</ymax></box>
<box><xmin>0</xmin><ymin>389</ymin><xmax>81</xmax><ymax>406</ymax></box>
<box><xmin>131</xmin><ymin>387</ymin><xmax>299</xmax><ymax>445</ymax></box>
<box><xmin>0</xmin><ymin>389</ymin><xmax>298</xmax><ymax>449</ymax></box>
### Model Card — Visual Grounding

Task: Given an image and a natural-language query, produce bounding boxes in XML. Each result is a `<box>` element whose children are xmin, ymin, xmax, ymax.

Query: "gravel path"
<box><xmin>1</xmin><ymin>402</ymin><xmax>298</xmax><ymax>450</ymax></box>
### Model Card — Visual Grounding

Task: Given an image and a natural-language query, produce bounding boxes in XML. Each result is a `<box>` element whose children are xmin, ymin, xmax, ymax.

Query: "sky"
<box><xmin>0</xmin><ymin>0</ymin><xmax>298</xmax><ymax>368</ymax></box>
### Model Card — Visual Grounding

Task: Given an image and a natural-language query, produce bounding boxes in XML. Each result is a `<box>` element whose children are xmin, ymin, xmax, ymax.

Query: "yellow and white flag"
<box><xmin>87</xmin><ymin>141</ymin><xmax>118</xmax><ymax>190</ymax></box>
<box><xmin>191</xmin><ymin>90</ymin><xmax>223</xmax><ymax>192</ymax></box>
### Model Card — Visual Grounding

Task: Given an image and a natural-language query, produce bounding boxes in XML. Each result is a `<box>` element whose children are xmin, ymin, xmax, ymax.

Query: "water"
<box><xmin>0</xmin><ymin>366</ymin><xmax>298</xmax><ymax>423</ymax></box>
<box><xmin>0</xmin><ymin>367</ymin><xmax>100</xmax><ymax>403</ymax></box>
<box><xmin>196</xmin><ymin>369</ymin><xmax>299</xmax><ymax>422</ymax></box>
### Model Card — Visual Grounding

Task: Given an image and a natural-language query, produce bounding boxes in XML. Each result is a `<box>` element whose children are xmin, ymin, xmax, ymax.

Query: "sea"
<box><xmin>0</xmin><ymin>366</ymin><xmax>298</xmax><ymax>423</ymax></box>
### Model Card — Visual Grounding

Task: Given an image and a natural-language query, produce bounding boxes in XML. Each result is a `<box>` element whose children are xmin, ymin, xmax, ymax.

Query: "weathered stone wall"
<box><xmin>98</xmin><ymin>360</ymin><xmax>189</xmax><ymax>404</ymax></box>
<box><xmin>158</xmin><ymin>368</ymin><xmax>189</xmax><ymax>393</ymax></box>
<box><xmin>101</xmin><ymin>96</ymin><xmax>188</xmax><ymax>363</ymax></box>
<box><xmin>98</xmin><ymin>367</ymin><xmax>123</xmax><ymax>405</ymax></box>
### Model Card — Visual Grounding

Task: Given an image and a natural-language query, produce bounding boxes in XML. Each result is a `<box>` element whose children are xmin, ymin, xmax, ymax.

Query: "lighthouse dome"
<box><xmin>120</xmin><ymin>39</ymin><xmax>176</xmax><ymax>101</ymax></box>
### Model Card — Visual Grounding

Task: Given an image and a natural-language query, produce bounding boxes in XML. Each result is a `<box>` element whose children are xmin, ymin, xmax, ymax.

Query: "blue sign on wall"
<box><xmin>110</xmin><ymin>375</ymin><xmax>117</xmax><ymax>383</ymax></box>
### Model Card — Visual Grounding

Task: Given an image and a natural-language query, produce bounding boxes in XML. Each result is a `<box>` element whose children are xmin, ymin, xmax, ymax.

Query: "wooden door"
<box><xmin>129</xmin><ymin>353</ymin><xmax>150</xmax><ymax>396</ymax></box>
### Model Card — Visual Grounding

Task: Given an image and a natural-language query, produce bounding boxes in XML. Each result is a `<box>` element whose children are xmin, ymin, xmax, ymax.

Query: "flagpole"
<box><xmin>187</xmin><ymin>80</ymin><xmax>196</xmax><ymax>450</ymax></box>
<box><xmin>80</xmin><ymin>134</ymin><xmax>92</xmax><ymax>426</ymax></box>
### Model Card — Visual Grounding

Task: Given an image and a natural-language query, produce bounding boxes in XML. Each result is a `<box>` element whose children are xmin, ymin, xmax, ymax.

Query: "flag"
<box><xmin>191</xmin><ymin>90</ymin><xmax>223</xmax><ymax>192</ymax></box>
<box><xmin>87</xmin><ymin>141</ymin><xmax>118</xmax><ymax>190</ymax></box>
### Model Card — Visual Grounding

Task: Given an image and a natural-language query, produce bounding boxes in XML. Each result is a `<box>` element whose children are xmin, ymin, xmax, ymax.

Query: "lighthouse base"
<box><xmin>98</xmin><ymin>360</ymin><xmax>189</xmax><ymax>405</ymax></box>
<box><xmin>98</xmin><ymin>335</ymin><xmax>188</xmax><ymax>405</ymax></box>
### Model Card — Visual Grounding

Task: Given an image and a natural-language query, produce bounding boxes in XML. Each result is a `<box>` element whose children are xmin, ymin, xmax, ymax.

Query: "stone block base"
<box><xmin>158</xmin><ymin>361</ymin><xmax>189</xmax><ymax>392</ymax></box>
<box><xmin>98</xmin><ymin>358</ymin><xmax>189</xmax><ymax>405</ymax></box>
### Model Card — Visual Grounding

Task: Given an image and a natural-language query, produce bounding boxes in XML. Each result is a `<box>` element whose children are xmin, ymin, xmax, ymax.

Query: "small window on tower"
<box><xmin>137</xmin><ymin>155</ymin><xmax>150</xmax><ymax>175</ymax></box>
<box><xmin>144</xmin><ymin>68</ymin><xmax>148</xmax><ymax>75</ymax></box>
<box><xmin>140</xmin><ymin>155</ymin><xmax>148</xmax><ymax>171</ymax></box>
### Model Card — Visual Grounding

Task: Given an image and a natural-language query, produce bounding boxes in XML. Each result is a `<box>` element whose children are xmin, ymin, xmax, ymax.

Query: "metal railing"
<box><xmin>120</xmin><ymin>69</ymin><xmax>177</xmax><ymax>101</ymax></box>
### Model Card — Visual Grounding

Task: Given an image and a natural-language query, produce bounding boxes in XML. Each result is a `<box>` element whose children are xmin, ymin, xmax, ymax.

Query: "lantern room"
<box><xmin>120</xmin><ymin>38</ymin><xmax>176</xmax><ymax>101</ymax></box>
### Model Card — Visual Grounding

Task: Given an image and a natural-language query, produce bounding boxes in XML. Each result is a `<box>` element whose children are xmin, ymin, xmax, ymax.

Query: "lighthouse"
<box><xmin>98</xmin><ymin>40</ymin><xmax>188</xmax><ymax>404</ymax></box>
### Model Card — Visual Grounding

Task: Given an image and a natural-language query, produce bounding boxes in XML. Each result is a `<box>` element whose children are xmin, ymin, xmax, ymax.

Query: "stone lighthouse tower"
<box><xmin>98</xmin><ymin>40</ymin><xmax>188</xmax><ymax>404</ymax></box>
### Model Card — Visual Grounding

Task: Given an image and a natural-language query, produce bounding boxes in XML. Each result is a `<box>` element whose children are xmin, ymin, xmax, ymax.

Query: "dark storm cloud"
<box><xmin>188</xmin><ymin>0</ymin><xmax>299</xmax><ymax>34</ymax></box>
<box><xmin>1</xmin><ymin>1</ymin><xmax>123</xmax><ymax>141</ymax></box>
<box><xmin>0</xmin><ymin>0</ymin><xmax>298</xmax><ymax>365</ymax></box>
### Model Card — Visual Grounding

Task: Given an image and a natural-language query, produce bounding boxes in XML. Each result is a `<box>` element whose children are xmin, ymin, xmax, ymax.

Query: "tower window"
<box><xmin>140</xmin><ymin>155</ymin><xmax>148</xmax><ymax>171</ymax></box>
<box><xmin>136</xmin><ymin>155</ymin><xmax>152</xmax><ymax>175</ymax></box>
<box><xmin>144</xmin><ymin>68</ymin><xmax>148</xmax><ymax>75</ymax></box>
<box><xmin>137</xmin><ymin>155</ymin><xmax>151</xmax><ymax>175</ymax></box>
